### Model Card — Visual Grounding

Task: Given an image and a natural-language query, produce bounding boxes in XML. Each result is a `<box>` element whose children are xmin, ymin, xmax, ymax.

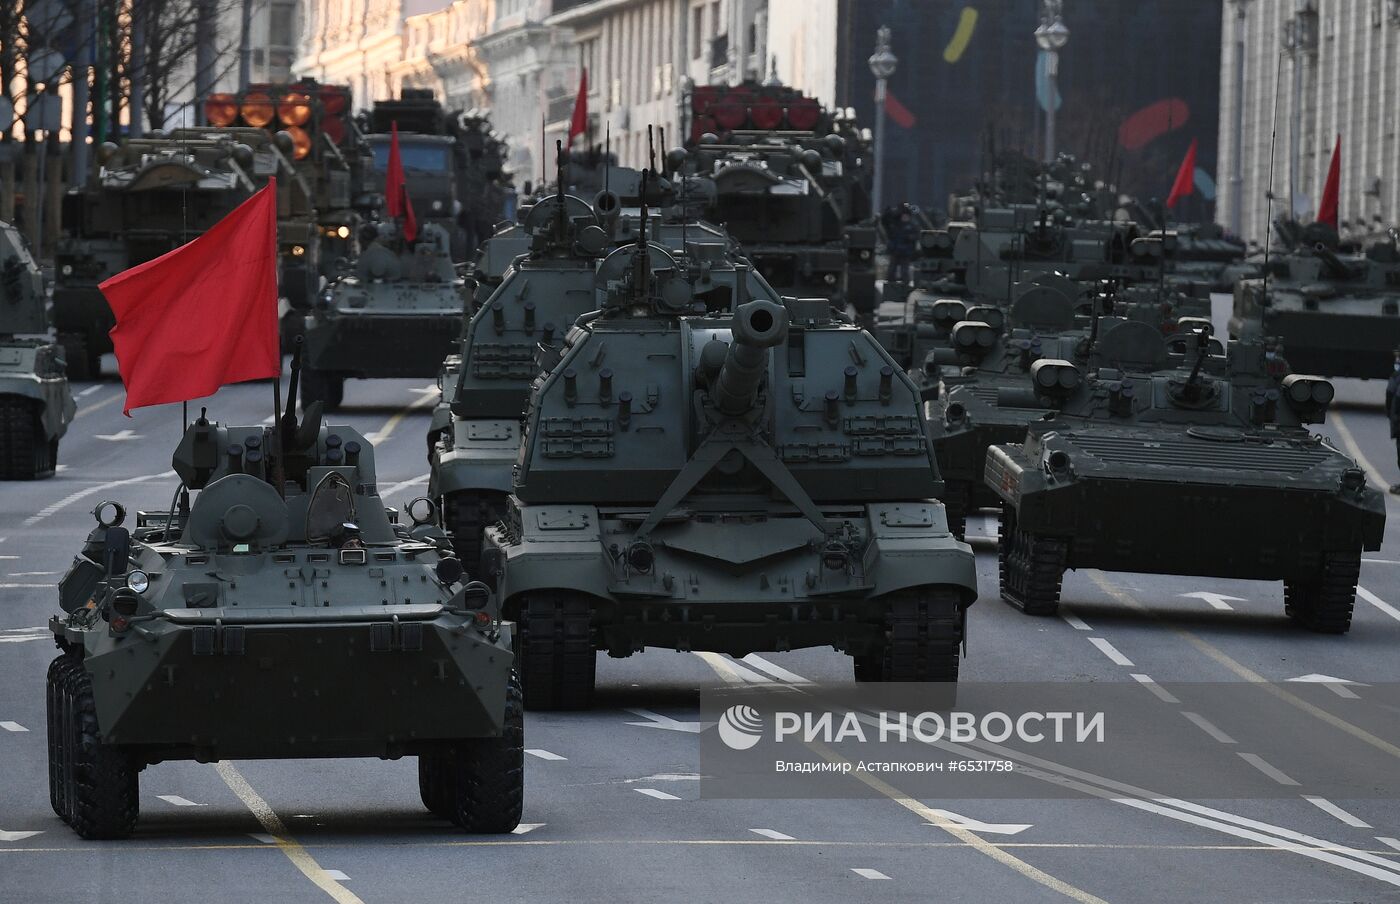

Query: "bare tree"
<box><xmin>127</xmin><ymin>0</ymin><xmax>240</xmax><ymax>130</ymax></box>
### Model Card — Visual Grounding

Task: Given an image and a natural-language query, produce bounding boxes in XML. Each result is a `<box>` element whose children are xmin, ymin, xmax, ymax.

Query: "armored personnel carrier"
<box><xmin>1230</xmin><ymin>227</ymin><xmax>1400</xmax><ymax>378</ymax></box>
<box><xmin>301</xmin><ymin>221</ymin><xmax>469</xmax><ymax>410</ymax></box>
<box><xmin>482</xmin><ymin>241</ymin><xmax>977</xmax><ymax>709</ymax></box>
<box><xmin>45</xmin><ymin>365</ymin><xmax>521</xmax><ymax>839</ymax></box>
<box><xmin>0</xmin><ymin>221</ymin><xmax>74</xmax><ymax>479</ymax></box>
<box><xmin>984</xmin><ymin>322</ymin><xmax>1385</xmax><ymax>630</ymax></box>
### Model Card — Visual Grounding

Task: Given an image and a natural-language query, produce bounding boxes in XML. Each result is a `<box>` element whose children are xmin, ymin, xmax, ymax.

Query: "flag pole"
<box><xmin>271</xmin><ymin>367</ymin><xmax>284</xmax><ymax>498</ymax></box>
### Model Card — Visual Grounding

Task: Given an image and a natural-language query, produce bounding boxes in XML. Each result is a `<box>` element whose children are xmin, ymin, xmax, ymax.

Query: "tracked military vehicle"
<box><xmin>1</xmin><ymin>221</ymin><xmax>75</xmax><ymax>479</ymax></box>
<box><xmin>1231</xmin><ymin>228</ymin><xmax>1400</xmax><ymax>378</ymax></box>
<box><xmin>482</xmin><ymin>235</ymin><xmax>977</xmax><ymax>710</ymax></box>
<box><xmin>301</xmin><ymin>221</ymin><xmax>469</xmax><ymax>410</ymax></box>
<box><xmin>984</xmin><ymin>322</ymin><xmax>1385</xmax><ymax>631</ymax></box>
<box><xmin>45</xmin><ymin>358</ymin><xmax>521</xmax><ymax>839</ymax></box>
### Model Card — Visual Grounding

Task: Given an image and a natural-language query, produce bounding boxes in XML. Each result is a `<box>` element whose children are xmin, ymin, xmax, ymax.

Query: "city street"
<box><xmin>3</xmin><ymin>363</ymin><xmax>1399</xmax><ymax>904</ymax></box>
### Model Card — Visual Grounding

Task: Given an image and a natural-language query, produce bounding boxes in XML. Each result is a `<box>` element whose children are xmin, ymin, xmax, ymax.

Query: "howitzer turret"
<box><xmin>706</xmin><ymin>299</ymin><xmax>787</xmax><ymax>415</ymax></box>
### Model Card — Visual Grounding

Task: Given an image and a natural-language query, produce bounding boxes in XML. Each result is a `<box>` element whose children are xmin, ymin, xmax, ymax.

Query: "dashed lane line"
<box><xmin>23</xmin><ymin>471</ymin><xmax>176</xmax><ymax>527</ymax></box>
<box><xmin>364</xmin><ymin>388</ymin><xmax>438</xmax><ymax>445</ymax></box>
<box><xmin>850</xmin><ymin>868</ymin><xmax>891</xmax><ymax>880</ymax></box>
<box><xmin>692</xmin><ymin>651</ymin><xmax>773</xmax><ymax>684</ymax></box>
<box><xmin>1</xmin><ymin>722</ymin><xmax>28</xmax><ymax>732</ymax></box>
<box><xmin>1181</xmin><ymin>712</ymin><xmax>1237</xmax><ymax>745</ymax></box>
<box><xmin>740</xmin><ymin>654</ymin><xmax>812</xmax><ymax>684</ymax></box>
<box><xmin>526</xmin><ymin>749</ymin><xmax>566</xmax><ymax>761</ymax></box>
<box><xmin>1130</xmin><ymin>674</ymin><xmax>1180</xmax><ymax>704</ymax></box>
<box><xmin>379</xmin><ymin>475</ymin><xmax>429</xmax><ymax>499</ymax></box>
<box><xmin>74</xmin><ymin>391</ymin><xmax>122</xmax><ymax>419</ymax></box>
<box><xmin>1060</xmin><ymin>610</ymin><xmax>1092</xmax><ymax>631</ymax></box>
<box><xmin>156</xmin><ymin>795</ymin><xmax>205</xmax><ymax>807</ymax></box>
<box><xmin>1237</xmin><ymin>753</ymin><xmax>1299</xmax><ymax>787</ymax></box>
<box><xmin>323</xmin><ymin>871</ymin><xmax>350</xmax><ymax>882</ymax></box>
<box><xmin>1357</xmin><ymin>585</ymin><xmax>1400</xmax><ymax>623</ymax></box>
<box><xmin>1330</xmin><ymin>412</ymin><xmax>1391</xmax><ymax>496</ymax></box>
<box><xmin>1086</xmin><ymin>636</ymin><xmax>1133</xmax><ymax>667</ymax></box>
<box><xmin>213</xmin><ymin>762</ymin><xmax>366</xmax><ymax>904</ymax></box>
<box><xmin>751</xmin><ymin>829</ymin><xmax>794</xmax><ymax>841</ymax></box>
<box><xmin>1303</xmin><ymin>797</ymin><xmax>1372</xmax><ymax>829</ymax></box>
<box><xmin>74</xmin><ymin>386</ymin><xmax>102</xmax><ymax>399</ymax></box>
<box><xmin>634</xmin><ymin>788</ymin><xmax>680</xmax><ymax>801</ymax></box>
<box><xmin>1378</xmin><ymin>837</ymin><xmax>1400</xmax><ymax>853</ymax></box>
<box><xmin>511</xmin><ymin>823</ymin><xmax>545</xmax><ymax>835</ymax></box>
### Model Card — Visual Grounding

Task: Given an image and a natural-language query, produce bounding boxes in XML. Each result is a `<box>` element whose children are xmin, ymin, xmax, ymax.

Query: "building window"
<box><xmin>269</xmin><ymin>2</ymin><xmax>295</xmax><ymax>43</ymax></box>
<box><xmin>692</xmin><ymin>7</ymin><xmax>703</xmax><ymax>58</ymax></box>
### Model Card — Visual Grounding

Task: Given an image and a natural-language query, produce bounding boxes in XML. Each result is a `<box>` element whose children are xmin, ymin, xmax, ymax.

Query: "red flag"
<box><xmin>385</xmin><ymin>122</ymin><xmax>418</xmax><ymax>241</ymax></box>
<box><xmin>1166</xmin><ymin>137</ymin><xmax>1198</xmax><ymax>209</ymax></box>
<box><xmin>100</xmin><ymin>180</ymin><xmax>280</xmax><ymax>415</ymax></box>
<box><xmin>569</xmin><ymin>68</ymin><xmax>588</xmax><ymax>147</ymax></box>
<box><xmin>884</xmin><ymin>91</ymin><xmax>916</xmax><ymax>129</ymax></box>
<box><xmin>1317</xmin><ymin>134</ymin><xmax>1341</xmax><ymax>228</ymax></box>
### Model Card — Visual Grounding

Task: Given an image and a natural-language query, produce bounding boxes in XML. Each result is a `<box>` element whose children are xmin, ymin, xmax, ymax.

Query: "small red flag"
<box><xmin>101</xmin><ymin>180</ymin><xmax>280</xmax><ymax>415</ymax></box>
<box><xmin>569</xmin><ymin>68</ymin><xmax>589</xmax><ymax>147</ymax></box>
<box><xmin>884</xmin><ymin>91</ymin><xmax>916</xmax><ymax>129</ymax></box>
<box><xmin>1166</xmin><ymin>137</ymin><xmax>1198</xmax><ymax>209</ymax></box>
<box><xmin>385</xmin><ymin>122</ymin><xmax>418</xmax><ymax>241</ymax></box>
<box><xmin>1317</xmin><ymin>134</ymin><xmax>1341</xmax><ymax>228</ymax></box>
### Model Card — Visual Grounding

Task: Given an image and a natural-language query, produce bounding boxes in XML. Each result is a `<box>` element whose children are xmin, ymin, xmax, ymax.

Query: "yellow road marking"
<box><xmin>370</xmin><ymin>389</ymin><xmax>438</xmax><ymax>444</ymax></box>
<box><xmin>75</xmin><ymin>391</ymin><xmax>121</xmax><ymax>419</ymax></box>
<box><xmin>1086</xmin><ymin>571</ymin><xmax>1400</xmax><ymax>763</ymax></box>
<box><xmin>214</xmin><ymin>762</ymin><xmax>365</xmax><ymax>904</ymax></box>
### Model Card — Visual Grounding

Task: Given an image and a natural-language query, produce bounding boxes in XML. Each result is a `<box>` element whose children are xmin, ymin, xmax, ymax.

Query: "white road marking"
<box><xmin>1086</xmin><ymin>636</ymin><xmax>1133</xmax><ymax>667</ymax></box>
<box><xmin>1361</xmin><ymin>558</ymin><xmax>1400</xmax><ymax>565</ymax></box>
<box><xmin>1181</xmin><ymin>712</ymin><xmax>1236</xmax><ymax>744</ymax></box>
<box><xmin>1377</xmin><ymin>836</ymin><xmax>1400</xmax><ymax>852</ymax></box>
<box><xmin>23</xmin><ymin>470</ymin><xmax>176</xmax><ymax>526</ymax></box>
<box><xmin>0</xmin><ymin>555</ymin><xmax>17</xmax><ymax>560</ymax></box>
<box><xmin>1357</xmin><ymin>586</ymin><xmax>1400</xmax><ymax>622</ymax></box>
<box><xmin>249</xmin><ymin>833</ymin><xmax>278</xmax><ymax>844</ymax></box>
<box><xmin>1330</xmin><ymin>412</ymin><xmax>1390</xmax><ymax>494</ymax></box>
<box><xmin>740</xmin><ymin>653</ymin><xmax>812</xmax><ymax>684</ymax></box>
<box><xmin>512</xmin><ymin>823</ymin><xmax>545</xmax><ymax>835</ymax></box>
<box><xmin>0</xmin><ymin>633</ymin><xmax>48</xmax><ymax>641</ymax></box>
<box><xmin>75</xmin><ymin>386</ymin><xmax>101</xmax><ymax>398</ymax></box>
<box><xmin>0</xmin><ymin>829</ymin><xmax>43</xmax><ymax>842</ymax></box>
<box><xmin>0</xmin><ymin>721</ymin><xmax>28</xmax><ymax>732</ymax></box>
<box><xmin>1304</xmin><ymin>796</ymin><xmax>1372</xmax><ymax>829</ymax></box>
<box><xmin>1059</xmin><ymin>610</ymin><xmax>1092</xmax><ymax>631</ymax></box>
<box><xmin>364</xmin><ymin>388</ymin><xmax>439</xmax><ymax>444</ymax></box>
<box><xmin>1286</xmin><ymin>674</ymin><xmax>1361</xmax><ymax>699</ymax></box>
<box><xmin>924</xmin><ymin>809</ymin><xmax>1033</xmax><ymax>836</ymax></box>
<box><xmin>525</xmin><ymin>748</ymin><xmax>566</xmax><ymax>761</ymax></box>
<box><xmin>7</xmin><ymin>571</ymin><xmax>59</xmax><ymax>577</ymax></box>
<box><xmin>0</xmin><ymin>584</ymin><xmax>54</xmax><ymax>591</ymax></box>
<box><xmin>0</xmin><ymin>627</ymin><xmax>46</xmax><ymax>634</ymax></box>
<box><xmin>692</xmin><ymin>651</ymin><xmax>773</xmax><ymax>684</ymax></box>
<box><xmin>624</xmin><ymin>708</ymin><xmax>704</xmax><ymax>733</ymax></box>
<box><xmin>324</xmin><ymin>871</ymin><xmax>350</xmax><ymax>882</ymax></box>
<box><xmin>1130</xmin><ymin>674</ymin><xmax>1180</xmax><ymax>704</ymax></box>
<box><xmin>634</xmin><ymin>788</ymin><xmax>680</xmax><ymax>801</ymax></box>
<box><xmin>1178</xmin><ymin>591</ymin><xmax>1242</xmax><ymax>611</ymax></box>
<box><xmin>851</xmin><ymin>868</ymin><xmax>891</xmax><ymax>880</ymax></box>
<box><xmin>379</xmin><ymin>475</ymin><xmax>429</xmax><ymax>498</ymax></box>
<box><xmin>1237</xmin><ymin>753</ymin><xmax>1299</xmax><ymax>786</ymax></box>
<box><xmin>157</xmin><ymin>795</ymin><xmax>205</xmax><ymax>807</ymax></box>
<box><xmin>95</xmin><ymin>430</ymin><xmax>142</xmax><ymax>441</ymax></box>
<box><xmin>627</xmin><ymin>773</ymin><xmax>700</xmax><ymax>783</ymax></box>
<box><xmin>750</xmin><ymin>828</ymin><xmax>793</xmax><ymax>840</ymax></box>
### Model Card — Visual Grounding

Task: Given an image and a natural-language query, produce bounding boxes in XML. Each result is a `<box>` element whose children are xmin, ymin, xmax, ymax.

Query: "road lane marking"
<box><xmin>23</xmin><ymin>470</ymin><xmax>176</xmax><ymax>526</ymax></box>
<box><xmin>850</xmin><ymin>868</ymin><xmax>890</xmax><ymax>880</ymax></box>
<box><xmin>740</xmin><ymin>654</ymin><xmax>812</xmax><ymax>684</ymax></box>
<box><xmin>94</xmin><ymin>430</ymin><xmax>142</xmax><ymax>442</ymax></box>
<box><xmin>692</xmin><ymin>651</ymin><xmax>772</xmax><ymax>684</ymax></box>
<box><xmin>1330</xmin><ymin>411</ymin><xmax>1390</xmax><ymax>493</ymax></box>
<box><xmin>379</xmin><ymin>475</ymin><xmax>429</xmax><ymax>498</ymax></box>
<box><xmin>0</xmin><ymin>585</ymin><xmax>54</xmax><ymax>591</ymax></box>
<box><xmin>751</xmin><ymin>828</ymin><xmax>793</xmax><ymax>841</ymax></box>
<box><xmin>249</xmin><ymin>833</ymin><xmax>277</xmax><ymax>844</ymax></box>
<box><xmin>624</xmin><ymin>708</ymin><xmax>704</xmax><ymax>733</ymax></box>
<box><xmin>75</xmin><ymin>386</ymin><xmax>101</xmax><ymax>399</ymax></box>
<box><xmin>1378</xmin><ymin>837</ymin><xmax>1400</xmax><ymax>852</ymax></box>
<box><xmin>1286</xmin><ymin>674</ymin><xmax>1361</xmax><ymax>699</ymax></box>
<box><xmin>1237</xmin><ymin>753</ymin><xmax>1298</xmax><ymax>786</ymax></box>
<box><xmin>923</xmin><ymin>810</ymin><xmax>1033</xmax><ymax>836</ymax></box>
<box><xmin>511</xmin><ymin>823</ymin><xmax>545</xmax><ymax>835</ymax></box>
<box><xmin>75</xmin><ymin>392</ymin><xmax>122</xmax><ymax>419</ymax></box>
<box><xmin>1086</xmin><ymin>636</ymin><xmax>1133</xmax><ymax>667</ymax></box>
<box><xmin>1059</xmin><ymin>610</ymin><xmax>1091</xmax><ymax>631</ymax></box>
<box><xmin>0</xmin><ymin>722</ymin><xmax>29</xmax><ymax>732</ymax></box>
<box><xmin>525</xmin><ymin>749</ymin><xmax>566</xmax><ymax>761</ymax></box>
<box><xmin>364</xmin><ymin>388</ymin><xmax>438</xmax><ymax>444</ymax></box>
<box><xmin>1130</xmin><ymin>674</ymin><xmax>1180</xmax><ymax>704</ymax></box>
<box><xmin>0</xmin><ymin>830</ymin><xmax>43</xmax><ymax>842</ymax></box>
<box><xmin>324</xmin><ymin>870</ymin><xmax>350</xmax><ymax>882</ymax></box>
<box><xmin>1357</xmin><ymin>586</ymin><xmax>1400</xmax><ymax>622</ymax></box>
<box><xmin>1304</xmin><ymin>797</ymin><xmax>1372</xmax><ymax>829</ymax></box>
<box><xmin>1178</xmin><ymin>591</ymin><xmax>1242</xmax><ymax>610</ymax></box>
<box><xmin>213</xmin><ymin>762</ymin><xmax>366</xmax><ymax>904</ymax></box>
<box><xmin>156</xmin><ymin>795</ymin><xmax>205</xmax><ymax>807</ymax></box>
<box><xmin>1181</xmin><ymin>712</ymin><xmax>1236</xmax><ymax>744</ymax></box>
<box><xmin>634</xmin><ymin>788</ymin><xmax>680</xmax><ymax>801</ymax></box>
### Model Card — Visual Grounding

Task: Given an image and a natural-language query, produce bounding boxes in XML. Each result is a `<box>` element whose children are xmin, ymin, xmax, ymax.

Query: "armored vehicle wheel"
<box><xmin>0</xmin><ymin>397</ymin><xmax>56</xmax><ymax>479</ymax></box>
<box><xmin>857</xmin><ymin>587</ymin><xmax>963</xmax><ymax>682</ymax></box>
<box><xmin>62</xmin><ymin>664</ymin><xmax>139</xmax><ymax>839</ymax></box>
<box><xmin>449</xmin><ymin>672</ymin><xmax>524</xmax><ymax>833</ymax></box>
<box><xmin>1284</xmin><ymin>551</ymin><xmax>1361</xmax><ymax>634</ymax></box>
<box><xmin>444</xmin><ymin>491</ymin><xmax>507</xmax><ymax>577</ymax></box>
<box><xmin>300</xmin><ymin>368</ymin><xmax>345</xmax><ymax>412</ymax></box>
<box><xmin>46</xmin><ymin>655</ymin><xmax>80</xmax><ymax>823</ymax></box>
<box><xmin>518</xmin><ymin>593</ymin><xmax>596</xmax><ymax>711</ymax></box>
<box><xmin>58</xmin><ymin>333</ymin><xmax>100</xmax><ymax>381</ymax></box>
<box><xmin>998</xmin><ymin>505</ymin><xmax>1067</xmax><ymax>617</ymax></box>
<box><xmin>418</xmin><ymin>752</ymin><xmax>457</xmax><ymax>820</ymax></box>
<box><xmin>940</xmin><ymin>481</ymin><xmax>969</xmax><ymax>542</ymax></box>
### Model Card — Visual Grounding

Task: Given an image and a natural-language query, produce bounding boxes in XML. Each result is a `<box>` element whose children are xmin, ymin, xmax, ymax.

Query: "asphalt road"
<box><xmin>3</xmin><ymin>359</ymin><xmax>1400</xmax><ymax>904</ymax></box>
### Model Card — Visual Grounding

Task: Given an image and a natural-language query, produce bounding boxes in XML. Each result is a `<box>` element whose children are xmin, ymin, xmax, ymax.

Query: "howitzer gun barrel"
<box><xmin>1313</xmin><ymin>242</ymin><xmax>1353</xmax><ymax>279</ymax></box>
<box><xmin>712</xmin><ymin>300</ymin><xmax>788</xmax><ymax>416</ymax></box>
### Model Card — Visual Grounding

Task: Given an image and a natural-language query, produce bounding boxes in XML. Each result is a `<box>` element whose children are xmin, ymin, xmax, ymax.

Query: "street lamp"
<box><xmin>868</xmin><ymin>25</ymin><xmax>897</xmax><ymax>214</ymax></box>
<box><xmin>1034</xmin><ymin>1</ymin><xmax>1069</xmax><ymax>164</ymax></box>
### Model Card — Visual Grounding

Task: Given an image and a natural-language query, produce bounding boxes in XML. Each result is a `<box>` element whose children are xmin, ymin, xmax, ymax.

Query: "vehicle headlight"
<box><xmin>431</xmin><ymin>200</ymin><xmax>444</xmax><ymax>212</ymax></box>
<box><xmin>126</xmin><ymin>570</ymin><xmax>150</xmax><ymax>593</ymax></box>
<box><xmin>290</xmin><ymin>244</ymin><xmax>306</xmax><ymax>257</ymax></box>
<box><xmin>336</xmin><ymin>225</ymin><xmax>351</xmax><ymax>239</ymax></box>
<box><xmin>823</xmin><ymin>273</ymin><xmax>837</xmax><ymax>285</ymax></box>
<box><xmin>61</xmin><ymin>264</ymin><xmax>73</xmax><ymax>275</ymax></box>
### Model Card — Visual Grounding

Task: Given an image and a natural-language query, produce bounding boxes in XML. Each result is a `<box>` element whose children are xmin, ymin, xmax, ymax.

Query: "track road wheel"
<box><xmin>856</xmin><ymin>586</ymin><xmax>964</xmax><ymax>684</ymax></box>
<box><xmin>450</xmin><ymin>671</ymin><xmax>524</xmax><ymax>833</ymax></box>
<box><xmin>0</xmin><ymin>397</ymin><xmax>55</xmax><ymax>479</ymax></box>
<box><xmin>940</xmin><ymin>480</ymin><xmax>969</xmax><ymax>542</ymax></box>
<box><xmin>418</xmin><ymin>751</ymin><xmax>457</xmax><ymax>821</ymax></box>
<box><xmin>998</xmin><ymin>504</ymin><xmax>1067</xmax><ymax>617</ymax></box>
<box><xmin>518</xmin><ymin>593</ymin><xmax>596</xmax><ymax>711</ymax></box>
<box><xmin>443</xmin><ymin>490</ymin><xmax>507</xmax><ymax>578</ymax></box>
<box><xmin>1285</xmin><ymin>551</ymin><xmax>1360</xmax><ymax>634</ymax></box>
<box><xmin>65</xmin><ymin>666</ymin><xmax>139</xmax><ymax>839</ymax></box>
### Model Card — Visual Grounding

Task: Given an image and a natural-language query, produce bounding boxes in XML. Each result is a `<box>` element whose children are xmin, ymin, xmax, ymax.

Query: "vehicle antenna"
<box><xmin>1261</xmin><ymin>51</ymin><xmax>1284</xmax><ymax>313</ymax></box>
<box><xmin>604</xmin><ymin>121</ymin><xmax>610</xmax><ymax>194</ymax></box>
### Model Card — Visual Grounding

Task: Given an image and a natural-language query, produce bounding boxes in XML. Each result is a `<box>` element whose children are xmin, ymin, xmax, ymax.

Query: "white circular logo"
<box><xmin>717</xmin><ymin>704</ymin><xmax>764</xmax><ymax>750</ymax></box>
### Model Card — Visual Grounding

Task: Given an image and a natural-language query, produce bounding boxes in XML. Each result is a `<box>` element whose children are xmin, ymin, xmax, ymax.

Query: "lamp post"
<box><xmin>1228</xmin><ymin>0</ymin><xmax>1250</xmax><ymax>236</ymax></box>
<box><xmin>868</xmin><ymin>26</ymin><xmax>897</xmax><ymax>214</ymax></box>
<box><xmin>1034</xmin><ymin>1</ymin><xmax>1069</xmax><ymax>164</ymax></box>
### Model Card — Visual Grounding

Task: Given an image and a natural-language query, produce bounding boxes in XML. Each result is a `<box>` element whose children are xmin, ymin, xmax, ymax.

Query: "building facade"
<box><xmin>1219</xmin><ymin>0</ymin><xmax>1400</xmax><ymax>245</ymax></box>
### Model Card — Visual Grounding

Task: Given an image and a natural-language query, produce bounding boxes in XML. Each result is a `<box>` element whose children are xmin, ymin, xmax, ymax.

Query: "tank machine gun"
<box><xmin>0</xmin><ymin>220</ymin><xmax>74</xmax><ymax>478</ymax></box>
<box><xmin>45</xmin><ymin>347</ymin><xmax>521</xmax><ymax>839</ymax></box>
<box><xmin>983</xmin><ymin>321</ymin><xmax>1384</xmax><ymax>629</ymax></box>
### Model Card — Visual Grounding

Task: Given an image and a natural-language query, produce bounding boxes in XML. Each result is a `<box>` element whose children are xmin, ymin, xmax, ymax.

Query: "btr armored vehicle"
<box><xmin>985</xmin><ymin>322</ymin><xmax>1385</xmax><ymax>631</ymax></box>
<box><xmin>301</xmin><ymin>221</ymin><xmax>469</xmax><ymax>410</ymax></box>
<box><xmin>46</xmin><ymin>371</ymin><xmax>520</xmax><ymax>839</ymax></box>
<box><xmin>1231</xmin><ymin>228</ymin><xmax>1400</xmax><ymax>378</ymax></box>
<box><xmin>483</xmin><ymin>244</ymin><xmax>978</xmax><ymax>710</ymax></box>
<box><xmin>0</xmin><ymin>221</ymin><xmax>74</xmax><ymax>479</ymax></box>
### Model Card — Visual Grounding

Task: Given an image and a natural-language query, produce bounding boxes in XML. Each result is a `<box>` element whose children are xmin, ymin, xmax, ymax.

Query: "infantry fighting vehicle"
<box><xmin>0</xmin><ymin>220</ymin><xmax>74</xmax><ymax>479</ymax></box>
<box><xmin>301</xmin><ymin>221</ymin><xmax>469</xmax><ymax>410</ymax></box>
<box><xmin>45</xmin><ymin>362</ymin><xmax>521</xmax><ymax>839</ymax></box>
<box><xmin>984</xmin><ymin>321</ymin><xmax>1384</xmax><ymax>630</ymax></box>
<box><xmin>1230</xmin><ymin>226</ymin><xmax>1400</xmax><ymax>378</ymax></box>
<box><xmin>483</xmin><ymin>239</ymin><xmax>977</xmax><ymax>709</ymax></box>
